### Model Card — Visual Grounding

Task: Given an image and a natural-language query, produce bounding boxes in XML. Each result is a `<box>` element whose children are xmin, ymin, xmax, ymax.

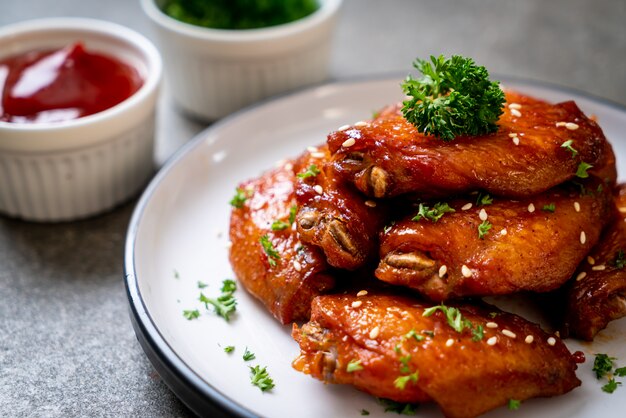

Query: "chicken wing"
<box><xmin>328</xmin><ymin>91</ymin><xmax>616</xmax><ymax>199</ymax></box>
<box><xmin>293</xmin><ymin>293</ymin><xmax>581</xmax><ymax>418</ymax></box>
<box><xmin>295</xmin><ymin>145</ymin><xmax>390</xmax><ymax>270</ymax></box>
<box><xmin>562</xmin><ymin>184</ymin><xmax>626</xmax><ymax>340</ymax></box>
<box><xmin>376</xmin><ymin>178</ymin><xmax>613</xmax><ymax>301</ymax></box>
<box><xmin>229</xmin><ymin>155</ymin><xmax>335</xmax><ymax>324</ymax></box>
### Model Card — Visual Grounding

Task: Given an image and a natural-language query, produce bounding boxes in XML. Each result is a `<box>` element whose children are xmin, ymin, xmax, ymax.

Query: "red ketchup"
<box><xmin>0</xmin><ymin>42</ymin><xmax>142</xmax><ymax>123</ymax></box>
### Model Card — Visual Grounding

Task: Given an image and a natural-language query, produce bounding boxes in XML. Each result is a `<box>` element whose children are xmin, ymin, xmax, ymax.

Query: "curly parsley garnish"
<box><xmin>423</xmin><ymin>304</ymin><xmax>471</xmax><ymax>333</ymax></box>
<box><xmin>230</xmin><ymin>187</ymin><xmax>249</xmax><ymax>208</ymax></box>
<box><xmin>378</xmin><ymin>398</ymin><xmax>418</xmax><ymax>415</ymax></box>
<box><xmin>394</xmin><ymin>371</ymin><xmax>419</xmax><ymax>390</ymax></box>
<box><xmin>476</xmin><ymin>192</ymin><xmax>493</xmax><ymax>206</ymax></box>
<box><xmin>401</xmin><ymin>55</ymin><xmax>505</xmax><ymax>141</ymax></box>
<box><xmin>478</xmin><ymin>220</ymin><xmax>492</xmax><ymax>239</ymax></box>
<box><xmin>224</xmin><ymin>345</ymin><xmax>235</xmax><ymax>353</ymax></box>
<box><xmin>613</xmin><ymin>250</ymin><xmax>625</xmax><ymax>269</ymax></box>
<box><xmin>289</xmin><ymin>205</ymin><xmax>298</xmax><ymax>224</ymax></box>
<box><xmin>412</xmin><ymin>202</ymin><xmax>455</xmax><ymax>222</ymax></box>
<box><xmin>507</xmin><ymin>399</ymin><xmax>521</xmax><ymax>410</ymax></box>
<box><xmin>542</xmin><ymin>203</ymin><xmax>556</xmax><ymax>213</ymax></box>
<box><xmin>260</xmin><ymin>234</ymin><xmax>280</xmax><ymax>267</ymax></box>
<box><xmin>471</xmin><ymin>325</ymin><xmax>484</xmax><ymax>342</ymax></box>
<box><xmin>197</xmin><ymin>281</ymin><xmax>208</xmax><ymax>289</ymax></box>
<box><xmin>221</xmin><ymin>279</ymin><xmax>237</xmax><ymax>293</ymax></box>
<box><xmin>593</xmin><ymin>353</ymin><xmax>616</xmax><ymax>379</ymax></box>
<box><xmin>347</xmin><ymin>359</ymin><xmax>364</xmax><ymax>373</ymax></box>
<box><xmin>297</xmin><ymin>164</ymin><xmax>320</xmax><ymax>179</ymax></box>
<box><xmin>603</xmin><ymin>379</ymin><xmax>622</xmax><ymax>393</ymax></box>
<box><xmin>183</xmin><ymin>309</ymin><xmax>200</xmax><ymax>320</ymax></box>
<box><xmin>199</xmin><ymin>279</ymin><xmax>237</xmax><ymax>321</ymax></box>
<box><xmin>561</xmin><ymin>140</ymin><xmax>578</xmax><ymax>157</ymax></box>
<box><xmin>249</xmin><ymin>365</ymin><xmax>275</xmax><ymax>392</ymax></box>
<box><xmin>576</xmin><ymin>162</ymin><xmax>593</xmax><ymax>178</ymax></box>
<box><xmin>243</xmin><ymin>347</ymin><xmax>256</xmax><ymax>362</ymax></box>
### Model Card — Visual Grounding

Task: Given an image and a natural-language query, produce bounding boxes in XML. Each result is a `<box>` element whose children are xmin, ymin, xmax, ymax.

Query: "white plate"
<box><xmin>125</xmin><ymin>76</ymin><xmax>626</xmax><ymax>418</ymax></box>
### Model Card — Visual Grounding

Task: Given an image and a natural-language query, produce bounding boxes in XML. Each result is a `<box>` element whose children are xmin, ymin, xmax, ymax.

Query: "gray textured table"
<box><xmin>1</xmin><ymin>1</ymin><xmax>625</xmax><ymax>416</ymax></box>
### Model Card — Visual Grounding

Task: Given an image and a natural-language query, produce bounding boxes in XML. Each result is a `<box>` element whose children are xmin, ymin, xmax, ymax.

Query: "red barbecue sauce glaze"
<box><xmin>0</xmin><ymin>43</ymin><xmax>142</xmax><ymax>123</ymax></box>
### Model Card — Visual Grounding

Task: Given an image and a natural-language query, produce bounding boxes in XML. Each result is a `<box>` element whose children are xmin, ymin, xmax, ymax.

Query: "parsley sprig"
<box><xmin>260</xmin><ymin>234</ymin><xmax>280</xmax><ymax>267</ymax></box>
<box><xmin>412</xmin><ymin>202</ymin><xmax>455</xmax><ymax>222</ymax></box>
<box><xmin>613</xmin><ymin>250</ymin><xmax>625</xmax><ymax>269</ymax></box>
<box><xmin>199</xmin><ymin>279</ymin><xmax>237</xmax><ymax>321</ymax></box>
<box><xmin>249</xmin><ymin>365</ymin><xmax>275</xmax><ymax>392</ymax></box>
<box><xmin>478</xmin><ymin>220</ymin><xmax>492</xmax><ymax>239</ymax></box>
<box><xmin>593</xmin><ymin>353</ymin><xmax>625</xmax><ymax>394</ymax></box>
<box><xmin>297</xmin><ymin>164</ymin><xmax>320</xmax><ymax>179</ymax></box>
<box><xmin>422</xmin><ymin>303</ymin><xmax>484</xmax><ymax>341</ymax></box>
<box><xmin>401</xmin><ymin>55</ymin><xmax>505</xmax><ymax>141</ymax></box>
<box><xmin>378</xmin><ymin>398</ymin><xmax>418</xmax><ymax>415</ymax></box>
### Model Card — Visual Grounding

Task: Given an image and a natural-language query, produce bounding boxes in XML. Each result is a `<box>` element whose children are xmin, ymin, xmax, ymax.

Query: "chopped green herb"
<box><xmin>422</xmin><ymin>330</ymin><xmax>435</xmax><ymax>338</ymax></box>
<box><xmin>383</xmin><ymin>222</ymin><xmax>396</xmax><ymax>234</ymax></box>
<box><xmin>423</xmin><ymin>304</ymin><xmax>471</xmax><ymax>333</ymax></box>
<box><xmin>478</xmin><ymin>220</ymin><xmax>492</xmax><ymax>239</ymax></box>
<box><xmin>260</xmin><ymin>234</ymin><xmax>280</xmax><ymax>267</ymax></box>
<box><xmin>174</xmin><ymin>269</ymin><xmax>180</xmax><ymax>279</ymax></box>
<box><xmin>249</xmin><ymin>365</ymin><xmax>275</xmax><ymax>392</ymax></box>
<box><xmin>197</xmin><ymin>281</ymin><xmax>208</xmax><ymax>289</ymax></box>
<box><xmin>200</xmin><ymin>292</ymin><xmax>237</xmax><ymax>321</ymax></box>
<box><xmin>593</xmin><ymin>353</ymin><xmax>616</xmax><ymax>379</ymax></box>
<box><xmin>412</xmin><ymin>202</ymin><xmax>455</xmax><ymax>222</ymax></box>
<box><xmin>243</xmin><ymin>347</ymin><xmax>256</xmax><ymax>362</ymax></box>
<box><xmin>183</xmin><ymin>309</ymin><xmax>200</xmax><ymax>320</ymax></box>
<box><xmin>542</xmin><ymin>203</ymin><xmax>556</xmax><ymax>213</ymax></box>
<box><xmin>378</xmin><ymin>398</ymin><xmax>418</xmax><ymax>415</ymax></box>
<box><xmin>230</xmin><ymin>187</ymin><xmax>249</xmax><ymax>208</ymax></box>
<box><xmin>615</xmin><ymin>367</ymin><xmax>626</xmax><ymax>377</ymax></box>
<box><xmin>507</xmin><ymin>399</ymin><xmax>521</xmax><ymax>410</ymax></box>
<box><xmin>347</xmin><ymin>359</ymin><xmax>364</xmax><ymax>373</ymax></box>
<box><xmin>221</xmin><ymin>279</ymin><xmax>237</xmax><ymax>294</ymax></box>
<box><xmin>401</xmin><ymin>55</ymin><xmax>505</xmax><ymax>141</ymax></box>
<box><xmin>476</xmin><ymin>192</ymin><xmax>493</xmax><ymax>206</ymax></box>
<box><xmin>393</xmin><ymin>344</ymin><xmax>402</xmax><ymax>354</ymax></box>
<box><xmin>614</xmin><ymin>250</ymin><xmax>625</xmax><ymax>269</ymax></box>
<box><xmin>404</xmin><ymin>329</ymin><xmax>425</xmax><ymax>342</ymax></box>
<box><xmin>224</xmin><ymin>345</ymin><xmax>235</xmax><ymax>353</ymax></box>
<box><xmin>361</xmin><ymin>410</ymin><xmax>370</xmax><ymax>416</ymax></box>
<box><xmin>489</xmin><ymin>312</ymin><xmax>499</xmax><ymax>318</ymax></box>
<box><xmin>576</xmin><ymin>162</ymin><xmax>593</xmax><ymax>179</ymax></box>
<box><xmin>271</xmin><ymin>220</ymin><xmax>290</xmax><ymax>231</ymax></box>
<box><xmin>471</xmin><ymin>325</ymin><xmax>484</xmax><ymax>342</ymax></box>
<box><xmin>602</xmin><ymin>378</ymin><xmax>621</xmax><ymax>393</ymax></box>
<box><xmin>598</xmin><ymin>184</ymin><xmax>604</xmax><ymax>193</ymax></box>
<box><xmin>297</xmin><ymin>164</ymin><xmax>320</xmax><ymax>179</ymax></box>
<box><xmin>561</xmin><ymin>140</ymin><xmax>578</xmax><ymax>157</ymax></box>
<box><xmin>288</xmin><ymin>205</ymin><xmax>298</xmax><ymax>225</ymax></box>
<box><xmin>394</xmin><ymin>371</ymin><xmax>419</xmax><ymax>390</ymax></box>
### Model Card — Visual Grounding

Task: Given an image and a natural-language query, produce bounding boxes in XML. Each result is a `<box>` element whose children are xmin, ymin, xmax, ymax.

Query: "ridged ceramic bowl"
<box><xmin>0</xmin><ymin>18</ymin><xmax>162</xmax><ymax>222</ymax></box>
<box><xmin>141</xmin><ymin>0</ymin><xmax>342</xmax><ymax>121</ymax></box>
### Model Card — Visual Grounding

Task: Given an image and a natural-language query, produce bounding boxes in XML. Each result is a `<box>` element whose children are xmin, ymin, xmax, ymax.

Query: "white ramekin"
<box><xmin>141</xmin><ymin>0</ymin><xmax>341</xmax><ymax>121</ymax></box>
<box><xmin>0</xmin><ymin>18</ymin><xmax>162</xmax><ymax>222</ymax></box>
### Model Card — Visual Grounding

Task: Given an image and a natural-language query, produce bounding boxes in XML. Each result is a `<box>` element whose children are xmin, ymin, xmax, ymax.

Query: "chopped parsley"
<box><xmin>174</xmin><ymin>269</ymin><xmax>180</xmax><ymax>279</ymax></box>
<box><xmin>602</xmin><ymin>379</ymin><xmax>621</xmax><ymax>393</ymax></box>
<box><xmin>183</xmin><ymin>309</ymin><xmax>200</xmax><ymax>320</ymax></box>
<box><xmin>243</xmin><ymin>347</ymin><xmax>256</xmax><ymax>361</ymax></box>
<box><xmin>383</xmin><ymin>221</ymin><xmax>396</xmax><ymax>234</ymax></box>
<box><xmin>561</xmin><ymin>140</ymin><xmax>578</xmax><ymax>157</ymax></box>
<box><xmin>199</xmin><ymin>279</ymin><xmax>237</xmax><ymax>321</ymax></box>
<box><xmin>297</xmin><ymin>164</ymin><xmax>320</xmax><ymax>179</ymax></box>
<box><xmin>378</xmin><ymin>398</ymin><xmax>418</xmax><ymax>415</ymax></box>
<box><xmin>347</xmin><ymin>359</ymin><xmax>363</xmax><ymax>373</ymax></box>
<box><xmin>412</xmin><ymin>202</ymin><xmax>455</xmax><ymax>222</ymax></box>
<box><xmin>478</xmin><ymin>220</ymin><xmax>492</xmax><ymax>239</ymax></box>
<box><xmin>260</xmin><ymin>234</ymin><xmax>280</xmax><ymax>267</ymax></box>
<box><xmin>224</xmin><ymin>346</ymin><xmax>235</xmax><ymax>353</ymax></box>
<box><xmin>221</xmin><ymin>279</ymin><xmax>237</xmax><ymax>294</ymax></box>
<box><xmin>613</xmin><ymin>250</ymin><xmax>625</xmax><ymax>269</ymax></box>
<box><xmin>249</xmin><ymin>365</ymin><xmax>275</xmax><ymax>392</ymax></box>
<box><xmin>404</xmin><ymin>329</ymin><xmax>425</xmax><ymax>342</ymax></box>
<box><xmin>394</xmin><ymin>371</ymin><xmax>419</xmax><ymax>390</ymax></box>
<box><xmin>615</xmin><ymin>367</ymin><xmax>626</xmax><ymax>377</ymax></box>
<box><xmin>289</xmin><ymin>205</ymin><xmax>298</xmax><ymax>225</ymax></box>
<box><xmin>423</xmin><ymin>304</ymin><xmax>472</xmax><ymax>333</ymax></box>
<box><xmin>271</xmin><ymin>220</ymin><xmax>290</xmax><ymax>231</ymax></box>
<box><xmin>361</xmin><ymin>410</ymin><xmax>370</xmax><ymax>416</ymax></box>
<box><xmin>230</xmin><ymin>187</ymin><xmax>249</xmax><ymax>208</ymax></box>
<box><xmin>401</xmin><ymin>55</ymin><xmax>505</xmax><ymax>141</ymax></box>
<box><xmin>542</xmin><ymin>203</ymin><xmax>556</xmax><ymax>213</ymax></box>
<box><xmin>476</xmin><ymin>192</ymin><xmax>493</xmax><ymax>206</ymax></box>
<box><xmin>197</xmin><ymin>281</ymin><xmax>208</xmax><ymax>289</ymax></box>
<box><xmin>593</xmin><ymin>353</ymin><xmax>616</xmax><ymax>379</ymax></box>
<box><xmin>576</xmin><ymin>162</ymin><xmax>593</xmax><ymax>179</ymax></box>
<box><xmin>507</xmin><ymin>399</ymin><xmax>521</xmax><ymax>410</ymax></box>
<box><xmin>471</xmin><ymin>325</ymin><xmax>484</xmax><ymax>342</ymax></box>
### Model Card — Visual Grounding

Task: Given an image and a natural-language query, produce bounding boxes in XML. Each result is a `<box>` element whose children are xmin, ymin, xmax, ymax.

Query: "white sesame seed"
<box><xmin>512</xmin><ymin>136</ymin><xmax>520</xmax><ymax>145</ymax></box>
<box><xmin>576</xmin><ymin>272</ymin><xmax>587</xmax><ymax>281</ymax></box>
<box><xmin>351</xmin><ymin>301</ymin><xmax>363</xmax><ymax>308</ymax></box>
<box><xmin>525</xmin><ymin>335</ymin><xmax>534</xmax><ymax>344</ymax></box>
<box><xmin>574</xmin><ymin>202</ymin><xmax>581</xmax><ymax>212</ymax></box>
<box><xmin>292</xmin><ymin>222</ymin><xmax>297</xmax><ymax>231</ymax></box>
<box><xmin>528</xmin><ymin>203</ymin><xmax>535</xmax><ymax>213</ymax></box>
<box><xmin>439</xmin><ymin>265</ymin><xmax>448</xmax><ymax>278</ymax></box>
<box><xmin>502</xmin><ymin>329</ymin><xmax>517</xmax><ymax>339</ymax></box>
<box><xmin>284</xmin><ymin>162</ymin><xmax>293</xmax><ymax>171</ymax></box>
<box><xmin>342</xmin><ymin>138</ymin><xmax>356</xmax><ymax>148</ymax></box>
<box><xmin>510</xmin><ymin>109</ymin><xmax>522</xmax><ymax>118</ymax></box>
<box><xmin>307</xmin><ymin>146</ymin><xmax>318</xmax><ymax>152</ymax></box>
<box><xmin>508</xmin><ymin>132</ymin><xmax>518</xmax><ymax>138</ymax></box>
<box><xmin>556</xmin><ymin>121</ymin><xmax>567</xmax><ymax>127</ymax></box>
<box><xmin>337</xmin><ymin>125</ymin><xmax>350</xmax><ymax>132</ymax></box>
<box><xmin>565</xmin><ymin>122</ymin><xmax>579</xmax><ymax>131</ymax></box>
<box><xmin>487</xmin><ymin>336</ymin><xmax>497</xmax><ymax>346</ymax></box>
<box><xmin>311</xmin><ymin>152</ymin><xmax>326</xmax><ymax>159</ymax></box>
<box><xmin>314</xmin><ymin>185</ymin><xmax>323</xmax><ymax>195</ymax></box>
<box><xmin>354</xmin><ymin>121</ymin><xmax>367</xmax><ymax>127</ymax></box>
<box><xmin>547</xmin><ymin>337</ymin><xmax>556</xmax><ymax>346</ymax></box>
<box><xmin>357</xmin><ymin>290</ymin><xmax>368</xmax><ymax>297</ymax></box>
<box><xmin>369</xmin><ymin>326</ymin><xmax>380</xmax><ymax>339</ymax></box>
<box><xmin>461</xmin><ymin>265</ymin><xmax>472</xmax><ymax>278</ymax></box>
<box><xmin>446</xmin><ymin>338</ymin><xmax>454</xmax><ymax>347</ymax></box>
<box><xmin>500</xmin><ymin>228</ymin><xmax>508</xmax><ymax>235</ymax></box>
<box><xmin>479</xmin><ymin>208</ymin><xmax>488</xmax><ymax>221</ymax></box>
<box><xmin>555</xmin><ymin>331</ymin><xmax>560</xmax><ymax>338</ymax></box>
<box><xmin>293</xmin><ymin>260</ymin><xmax>302</xmax><ymax>272</ymax></box>
<box><xmin>486</xmin><ymin>322</ymin><xmax>498</xmax><ymax>329</ymax></box>
<box><xmin>461</xmin><ymin>203</ymin><xmax>473</xmax><ymax>211</ymax></box>
<box><xmin>509</xmin><ymin>103</ymin><xmax>522</xmax><ymax>110</ymax></box>
<box><xmin>342</xmin><ymin>335</ymin><xmax>349</xmax><ymax>342</ymax></box>
<box><xmin>587</xmin><ymin>256</ymin><xmax>595</xmax><ymax>265</ymax></box>
<box><xmin>592</xmin><ymin>264</ymin><xmax>606</xmax><ymax>271</ymax></box>
<box><xmin>365</xmin><ymin>200</ymin><xmax>377</xmax><ymax>208</ymax></box>
<box><xmin>580</xmin><ymin>231</ymin><xmax>586</xmax><ymax>244</ymax></box>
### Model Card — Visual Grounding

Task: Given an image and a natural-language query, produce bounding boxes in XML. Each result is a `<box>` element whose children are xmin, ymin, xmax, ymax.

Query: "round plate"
<box><xmin>124</xmin><ymin>76</ymin><xmax>626</xmax><ymax>418</ymax></box>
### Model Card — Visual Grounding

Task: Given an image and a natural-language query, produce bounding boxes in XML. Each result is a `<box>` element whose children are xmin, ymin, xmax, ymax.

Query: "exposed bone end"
<box><xmin>327</xmin><ymin>219</ymin><xmax>358</xmax><ymax>256</ymax></box>
<box><xmin>322</xmin><ymin>346</ymin><xmax>338</xmax><ymax>381</ymax></box>
<box><xmin>369</xmin><ymin>166</ymin><xmax>389</xmax><ymax>198</ymax></box>
<box><xmin>298</xmin><ymin>210</ymin><xmax>320</xmax><ymax>230</ymax></box>
<box><xmin>384</xmin><ymin>251</ymin><xmax>436</xmax><ymax>270</ymax></box>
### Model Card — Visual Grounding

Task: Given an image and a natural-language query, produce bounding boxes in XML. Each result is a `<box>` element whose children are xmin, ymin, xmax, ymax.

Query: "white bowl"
<box><xmin>0</xmin><ymin>18</ymin><xmax>162</xmax><ymax>222</ymax></box>
<box><xmin>141</xmin><ymin>0</ymin><xmax>342</xmax><ymax>121</ymax></box>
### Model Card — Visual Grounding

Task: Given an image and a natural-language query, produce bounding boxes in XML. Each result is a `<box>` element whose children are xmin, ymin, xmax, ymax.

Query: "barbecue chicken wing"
<box><xmin>562</xmin><ymin>184</ymin><xmax>626</xmax><ymax>340</ymax></box>
<box><xmin>295</xmin><ymin>145</ymin><xmax>390</xmax><ymax>270</ymax></box>
<box><xmin>229</xmin><ymin>155</ymin><xmax>335</xmax><ymax>324</ymax></box>
<box><xmin>293</xmin><ymin>293</ymin><xmax>581</xmax><ymax>418</ymax></box>
<box><xmin>376</xmin><ymin>178</ymin><xmax>613</xmax><ymax>301</ymax></box>
<box><xmin>328</xmin><ymin>91</ymin><xmax>616</xmax><ymax>199</ymax></box>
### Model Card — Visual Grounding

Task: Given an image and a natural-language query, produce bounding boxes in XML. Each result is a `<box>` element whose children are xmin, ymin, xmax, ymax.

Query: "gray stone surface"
<box><xmin>0</xmin><ymin>0</ymin><xmax>624</xmax><ymax>417</ymax></box>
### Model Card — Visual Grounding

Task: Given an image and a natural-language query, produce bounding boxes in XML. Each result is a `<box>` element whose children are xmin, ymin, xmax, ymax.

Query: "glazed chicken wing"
<box><xmin>376</xmin><ymin>178</ymin><xmax>613</xmax><ymax>301</ymax></box>
<box><xmin>562</xmin><ymin>184</ymin><xmax>626</xmax><ymax>340</ymax></box>
<box><xmin>293</xmin><ymin>293</ymin><xmax>581</xmax><ymax>418</ymax></box>
<box><xmin>328</xmin><ymin>91</ymin><xmax>616</xmax><ymax>199</ymax></box>
<box><xmin>229</xmin><ymin>154</ymin><xmax>335</xmax><ymax>324</ymax></box>
<box><xmin>295</xmin><ymin>145</ymin><xmax>390</xmax><ymax>270</ymax></box>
